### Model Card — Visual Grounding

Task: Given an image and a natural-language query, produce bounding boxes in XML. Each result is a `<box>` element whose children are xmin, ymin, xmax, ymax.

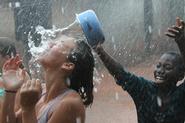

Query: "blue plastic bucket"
<box><xmin>76</xmin><ymin>10</ymin><xmax>105</xmax><ymax>47</ymax></box>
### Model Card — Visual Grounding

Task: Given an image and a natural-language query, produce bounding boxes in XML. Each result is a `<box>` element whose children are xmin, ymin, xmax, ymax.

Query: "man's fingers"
<box><xmin>180</xmin><ymin>20</ymin><xmax>185</xmax><ymax>29</ymax></box>
<box><xmin>171</xmin><ymin>25</ymin><xmax>181</xmax><ymax>31</ymax></box>
<box><xmin>176</xmin><ymin>17</ymin><xmax>181</xmax><ymax>27</ymax></box>
<box><xmin>165</xmin><ymin>32</ymin><xmax>175</xmax><ymax>38</ymax></box>
<box><xmin>168</xmin><ymin>28</ymin><xmax>179</xmax><ymax>35</ymax></box>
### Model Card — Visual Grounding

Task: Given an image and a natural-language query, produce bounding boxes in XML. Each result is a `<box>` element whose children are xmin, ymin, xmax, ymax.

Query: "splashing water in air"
<box><xmin>76</xmin><ymin>117</ymin><xmax>81</xmax><ymax>123</ymax></box>
<box><xmin>94</xmin><ymin>87</ymin><xmax>98</xmax><ymax>93</ymax></box>
<box><xmin>115</xmin><ymin>92</ymin><xmax>119</xmax><ymax>101</ymax></box>
<box><xmin>28</xmin><ymin>22</ymin><xmax>103</xmax><ymax>84</ymax></box>
<box><xmin>28</xmin><ymin>19</ymin><xmax>82</xmax><ymax>78</ymax></box>
<box><xmin>157</xmin><ymin>96</ymin><xmax>162</xmax><ymax>107</ymax></box>
<box><xmin>28</xmin><ymin>19</ymin><xmax>85</xmax><ymax>60</ymax></box>
<box><xmin>28</xmin><ymin>25</ymin><xmax>59</xmax><ymax>80</ymax></box>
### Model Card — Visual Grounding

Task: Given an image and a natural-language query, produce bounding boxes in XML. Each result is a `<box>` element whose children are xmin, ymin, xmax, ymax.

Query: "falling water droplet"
<box><xmin>115</xmin><ymin>92</ymin><xmax>119</xmax><ymax>101</ymax></box>
<box><xmin>94</xmin><ymin>87</ymin><xmax>98</xmax><ymax>93</ymax></box>
<box><xmin>148</xmin><ymin>25</ymin><xmax>152</xmax><ymax>33</ymax></box>
<box><xmin>157</xmin><ymin>96</ymin><xmax>162</xmax><ymax>107</ymax></box>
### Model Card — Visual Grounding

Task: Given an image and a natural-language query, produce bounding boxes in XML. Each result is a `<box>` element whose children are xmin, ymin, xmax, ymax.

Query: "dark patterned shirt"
<box><xmin>116</xmin><ymin>69</ymin><xmax>185</xmax><ymax>123</ymax></box>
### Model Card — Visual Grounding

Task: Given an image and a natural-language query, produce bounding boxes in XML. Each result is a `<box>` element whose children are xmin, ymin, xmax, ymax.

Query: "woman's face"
<box><xmin>38</xmin><ymin>35</ymin><xmax>76</xmax><ymax>69</ymax></box>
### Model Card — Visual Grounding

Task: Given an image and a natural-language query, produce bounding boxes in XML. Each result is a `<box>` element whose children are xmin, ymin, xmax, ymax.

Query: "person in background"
<box><xmin>1</xmin><ymin>34</ymin><xmax>95</xmax><ymax>123</ymax></box>
<box><xmin>93</xmin><ymin>17</ymin><xmax>185</xmax><ymax>123</ymax></box>
<box><xmin>0</xmin><ymin>37</ymin><xmax>17</xmax><ymax>122</ymax></box>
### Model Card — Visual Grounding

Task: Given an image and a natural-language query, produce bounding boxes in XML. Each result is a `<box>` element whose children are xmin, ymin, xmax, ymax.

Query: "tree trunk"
<box><xmin>144</xmin><ymin>0</ymin><xmax>153</xmax><ymax>53</ymax></box>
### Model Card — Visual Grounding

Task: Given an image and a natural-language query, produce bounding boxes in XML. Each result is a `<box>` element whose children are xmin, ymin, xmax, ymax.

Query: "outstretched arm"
<box><xmin>166</xmin><ymin>17</ymin><xmax>185</xmax><ymax>62</ymax></box>
<box><xmin>95</xmin><ymin>45</ymin><xmax>128</xmax><ymax>85</ymax></box>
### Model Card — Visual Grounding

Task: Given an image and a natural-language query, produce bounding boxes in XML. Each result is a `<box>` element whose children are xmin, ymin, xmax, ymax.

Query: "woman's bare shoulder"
<box><xmin>48</xmin><ymin>91</ymin><xmax>85</xmax><ymax>123</ymax></box>
<box><xmin>61</xmin><ymin>91</ymin><xmax>84</xmax><ymax>108</ymax></box>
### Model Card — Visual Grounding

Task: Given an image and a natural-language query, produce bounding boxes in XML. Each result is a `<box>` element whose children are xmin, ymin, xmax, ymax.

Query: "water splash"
<box><xmin>157</xmin><ymin>96</ymin><xmax>162</xmax><ymax>107</ymax></box>
<box><xmin>94</xmin><ymin>87</ymin><xmax>98</xmax><ymax>93</ymax></box>
<box><xmin>28</xmin><ymin>20</ymin><xmax>84</xmax><ymax>60</ymax></box>
<box><xmin>61</xmin><ymin>7</ymin><xmax>65</xmax><ymax>14</ymax></box>
<box><xmin>28</xmin><ymin>21</ymin><xmax>104</xmax><ymax>85</ymax></box>
<box><xmin>28</xmin><ymin>25</ymin><xmax>57</xmax><ymax>79</ymax></box>
<box><xmin>148</xmin><ymin>25</ymin><xmax>152</xmax><ymax>33</ymax></box>
<box><xmin>76</xmin><ymin>117</ymin><xmax>81</xmax><ymax>123</ymax></box>
<box><xmin>93</xmin><ymin>67</ymin><xmax>103</xmax><ymax>85</ymax></box>
<box><xmin>27</xmin><ymin>23</ymin><xmax>79</xmax><ymax>79</ymax></box>
<box><xmin>115</xmin><ymin>92</ymin><xmax>119</xmax><ymax>101</ymax></box>
<box><xmin>16</xmin><ymin>2</ymin><xmax>21</xmax><ymax>7</ymax></box>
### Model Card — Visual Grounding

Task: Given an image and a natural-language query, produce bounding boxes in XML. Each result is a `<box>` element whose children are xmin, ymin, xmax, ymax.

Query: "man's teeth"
<box><xmin>156</xmin><ymin>76</ymin><xmax>164</xmax><ymax>80</ymax></box>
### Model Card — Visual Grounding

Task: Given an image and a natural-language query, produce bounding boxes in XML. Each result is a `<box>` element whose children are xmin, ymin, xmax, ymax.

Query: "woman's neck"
<box><xmin>44</xmin><ymin>69</ymin><xmax>68</xmax><ymax>103</ymax></box>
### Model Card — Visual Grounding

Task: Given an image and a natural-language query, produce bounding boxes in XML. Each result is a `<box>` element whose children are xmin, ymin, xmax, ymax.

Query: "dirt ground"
<box><xmin>86</xmin><ymin>61</ymin><xmax>155</xmax><ymax>123</ymax></box>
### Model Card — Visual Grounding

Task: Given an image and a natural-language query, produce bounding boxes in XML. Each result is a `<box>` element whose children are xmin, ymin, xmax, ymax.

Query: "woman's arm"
<box><xmin>21</xmin><ymin>109</ymin><xmax>37</xmax><ymax>123</ymax></box>
<box><xmin>19</xmin><ymin>79</ymin><xmax>41</xmax><ymax>123</ymax></box>
<box><xmin>1</xmin><ymin>92</ymin><xmax>17</xmax><ymax>123</ymax></box>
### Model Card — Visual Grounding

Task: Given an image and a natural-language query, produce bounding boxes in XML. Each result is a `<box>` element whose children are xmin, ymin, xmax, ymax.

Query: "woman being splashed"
<box><xmin>1</xmin><ymin>34</ymin><xmax>94</xmax><ymax>123</ymax></box>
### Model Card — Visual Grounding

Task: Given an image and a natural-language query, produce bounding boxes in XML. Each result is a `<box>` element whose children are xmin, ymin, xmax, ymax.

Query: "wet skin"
<box><xmin>154</xmin><ymin>53</ymin><xmax>181</xmax><ymax>86</ymax></box>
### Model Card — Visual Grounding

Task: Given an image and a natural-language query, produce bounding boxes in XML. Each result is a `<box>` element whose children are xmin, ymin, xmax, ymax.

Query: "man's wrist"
<box><xmin>94</xmin><ymin>45</ymin><xmax>104</xmax><ymax>54</ymax></box>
